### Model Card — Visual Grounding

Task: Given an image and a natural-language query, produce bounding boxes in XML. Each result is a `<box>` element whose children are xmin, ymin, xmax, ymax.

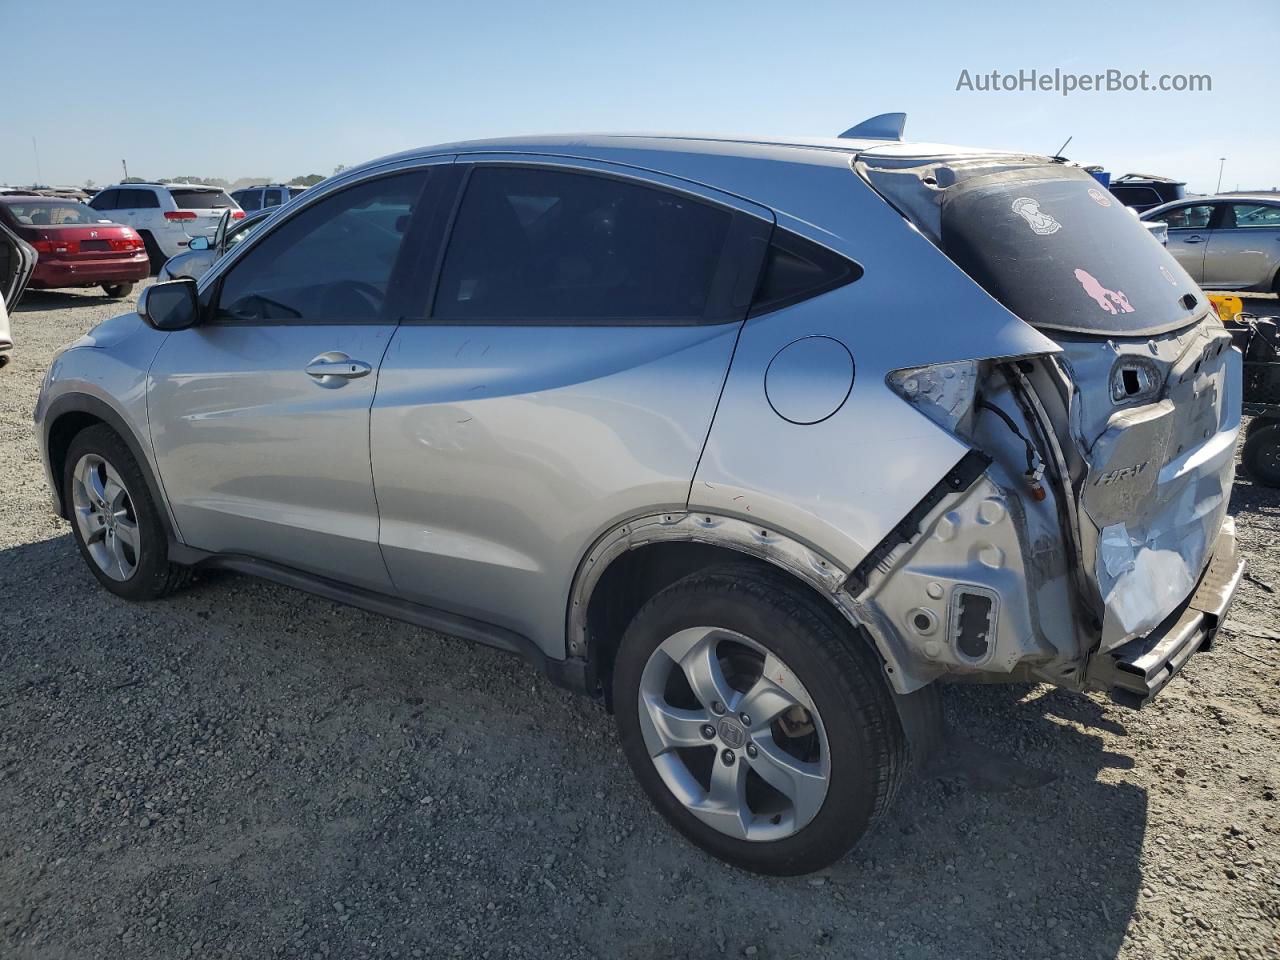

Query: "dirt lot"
<box><xmin>1</xmin><ymin>284</ymin><xmax>1278</xmax><ymax>960</ymax></box>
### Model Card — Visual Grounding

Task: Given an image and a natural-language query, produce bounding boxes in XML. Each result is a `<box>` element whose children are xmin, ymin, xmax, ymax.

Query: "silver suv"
<box><xmin>35</xmin><ymin>126</ymin><xmax>1244</xmax><ymax>875</ymax></box>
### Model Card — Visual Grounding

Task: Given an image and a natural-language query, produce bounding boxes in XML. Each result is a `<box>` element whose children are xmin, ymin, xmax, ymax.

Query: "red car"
<box><xmin>0</xmin><ymin>196</ymin><xmax>149</xmax><ymax>298</ymax></box>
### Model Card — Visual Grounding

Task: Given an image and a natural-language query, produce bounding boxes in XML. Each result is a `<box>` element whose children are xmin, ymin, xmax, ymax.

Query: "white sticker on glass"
<box><xmin>1011</xmin><ymin>197</ymin><xmax>1061</xmax><ymax>235</ymax></box>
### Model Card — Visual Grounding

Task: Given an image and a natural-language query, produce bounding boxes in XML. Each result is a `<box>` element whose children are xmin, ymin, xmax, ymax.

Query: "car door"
<box><xmin>148</xmin><ymin>164</ymin><xmax>441</xmax><ymax>591</ymax></box>
<box><xmin>1201</xmin><ymin>202</ymin><xmax>1280</xmax><ymax>290</ymax></box>
<box><xmin>0</xmin><ymin>220</ymin><xmax>36</xmax><ymax>365</ymax></box>
<box><xmin>370</xmin><ymin>157</ymin><xmax>773</xmax><ymax>654</ymax></box>
<box><xmin>1152</xmin><ymin>202</ymin><xmax>1217</xmax><ymax>282</ymax></box>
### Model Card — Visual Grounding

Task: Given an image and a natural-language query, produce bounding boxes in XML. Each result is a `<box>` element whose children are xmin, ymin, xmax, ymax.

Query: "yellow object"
<box><xmin>1207</xmin><ymin>294</ymin><xmax>1244</xmax><ymax>324</ymax></box>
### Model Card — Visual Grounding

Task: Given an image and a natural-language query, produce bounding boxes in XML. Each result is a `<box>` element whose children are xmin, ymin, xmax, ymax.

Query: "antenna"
<box><xmin>1052</xmin><ymin>135</ymin><xmax>1072</xmax><ymax>159</ymax></box>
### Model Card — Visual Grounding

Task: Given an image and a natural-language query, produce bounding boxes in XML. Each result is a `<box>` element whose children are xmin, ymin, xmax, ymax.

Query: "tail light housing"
<box><xmin>108</xmin><ymin>236</ymin><xmax>143</xmax><ymax>252</ymax></box>
<box><xmin>231</xmin><ymin>210</ymin><xmax>245</xmax><ymax>219</ymax></box>
<box><xmin>164</xmin><ymin>211</ymin><xmax>198</xmax><ymax>221</ymax></box>
<box><xmin>34</xmin><ymin>238</ymin><xmax>77</xmax><ymax>255</ymax></box>
<box><xmin>887</xmin><ymin>360</ymin><xmax>980</xmax><ymax>434</ymax></box>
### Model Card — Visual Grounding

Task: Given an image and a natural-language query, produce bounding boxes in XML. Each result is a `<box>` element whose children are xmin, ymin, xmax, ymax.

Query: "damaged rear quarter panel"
<box><xmin>689</xmin><ymin>168</ymin><xmax>1059</xmax><ymax>573</ymax></box>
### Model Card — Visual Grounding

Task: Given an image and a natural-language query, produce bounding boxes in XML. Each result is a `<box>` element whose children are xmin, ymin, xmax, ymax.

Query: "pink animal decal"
<box><xmin>1074</xmin><ymin>268</ymin><xmax>1135</xmax><ymax>315</ymax></box>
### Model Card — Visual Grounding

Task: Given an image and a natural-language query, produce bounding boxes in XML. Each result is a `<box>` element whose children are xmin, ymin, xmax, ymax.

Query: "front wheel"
<box><xmin>612</xmin><ymin>564</ymin><xmax>908</xmax><ymax>875</ymax></box>
<box><xmin>101</xmin><ymin>282</ymin><xmax>133</xmax><ymax>299</ymax></box>
<box><xmin>63</xmin><ymin>424</ymin><xmax>191</xmax><ymax>600</ymax></box>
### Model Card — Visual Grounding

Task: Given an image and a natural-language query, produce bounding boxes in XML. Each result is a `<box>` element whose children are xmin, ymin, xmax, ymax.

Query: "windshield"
<box><xmin>938</xmin><ymin>166</ymin><xmax>1204</xmax><ymax>336</ymax></box>
<box><xmin>1</xmin><ymin>200</ymin><xmax>105</xmax><ymax>226</ymax></box>
<box><xmin>171</xmin><ymin>189</ymin><xmax>235</xmax><ymax>210</ymax></box>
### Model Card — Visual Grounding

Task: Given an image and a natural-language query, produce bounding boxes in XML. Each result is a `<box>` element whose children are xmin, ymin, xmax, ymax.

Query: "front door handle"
<box><xmin>1183</xmin><ymin>235</ymin><xmax>1205</xmax><ymax>243</ymax></box>
<box><xmin>305</xmin><ymin>352</ymin><xmax>372</xmax><ymax>387</ymax></box>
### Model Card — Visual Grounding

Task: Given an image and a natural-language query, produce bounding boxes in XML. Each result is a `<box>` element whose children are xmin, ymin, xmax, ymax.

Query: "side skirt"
<box><xmin>191</xmin><ymin>552</ymin><xmax>590</xmax><ymax>694</ymax></box>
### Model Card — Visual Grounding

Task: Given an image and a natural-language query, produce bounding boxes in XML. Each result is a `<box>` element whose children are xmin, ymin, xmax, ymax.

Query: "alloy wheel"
<box><xmin>636</xmin><ymin>626</ymin><xmax>830</xmax><ymax>842</ymax></box>
<box><xmin>70</xmin><ymin>453</ymin><xmax>141</xmax><ymax>581</ymax></box>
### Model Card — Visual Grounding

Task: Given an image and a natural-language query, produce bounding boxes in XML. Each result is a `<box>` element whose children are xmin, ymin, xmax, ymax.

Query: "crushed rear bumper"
<box><xmin>1085</xmin><ymin>517</ymin><xmax>1244</xmax><ymax>708</ymax></box>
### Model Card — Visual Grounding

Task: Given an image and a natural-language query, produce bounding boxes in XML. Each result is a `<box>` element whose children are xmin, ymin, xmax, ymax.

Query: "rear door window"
<box><xmin>433</xmin><ymin>166</ymin><xmax>734</xmax><ymax>322</ymax></box>
<box><xmin>1228</xmin><ymin>203</ymin><xmax>1280</xmax><ymax>229</ymax></box>
<box><xmin>263</xmin><ymin>189</ymin><xmax>284</xmax><ymax>207</ymax></box>
<box><xmin>235</xmin><ymin>190</ymin><xmax>262</xmax><ymax>212</ymax></box>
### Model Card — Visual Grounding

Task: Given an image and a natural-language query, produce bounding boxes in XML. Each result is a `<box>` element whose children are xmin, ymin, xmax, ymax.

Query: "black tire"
<box><xmin>138</xmin><ymin>232</ymin><xmax>165</xmax><ymax>274</ymax></box>
<box><xmin>612</xmin><ymin>562</ymin><xmax>908</xmax><ymax>875</ymax></box>
<box><xmin>1242</xmin><ymin>422</ymin><xmax>1280</xmax><ymax>487</ymax></box>
<box><xmin>63</xmin><ymin>424</ymin><xmax>191</xmax><ymax>601</ymax></box>
<box><xmin>101</xmin><ymin>282</ymin><xmax>133</xmax><ymax>299</ymax></box>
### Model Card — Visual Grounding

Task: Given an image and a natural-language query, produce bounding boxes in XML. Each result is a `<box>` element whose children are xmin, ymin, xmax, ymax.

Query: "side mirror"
<box><xmin>139</xmin><ymin>279</ymin><xmax>200</xmax><ymax>331</ymax></box>
<box><xmin>188</xmin><ymin>235</ymin><xmax>211</xmax><ymax>251</ymax></box>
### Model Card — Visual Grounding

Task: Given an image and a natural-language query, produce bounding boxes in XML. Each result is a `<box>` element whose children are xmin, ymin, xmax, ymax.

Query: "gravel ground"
<box><xmin>1</xmin><ymin>285</ymin><xmax>1278</xmax><ymax>960</ymax></box>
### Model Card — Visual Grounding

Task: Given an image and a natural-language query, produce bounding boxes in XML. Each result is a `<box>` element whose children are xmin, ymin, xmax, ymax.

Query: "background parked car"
<box><xmin>230</xmin><ymin>184</ymin><xmax>307</xmax><ymax>212</ymax></box>
<box><xmin>88</xmin><ymin>183</ymin><xmax>243</xmax><ymax>271</ymax></box>
<box><xmin>0</xmin><ymin>219</ymin><xmax>37</xmax><ymax>366</ymax></box>
<box><xmin>158</xmin><ymin>207</ymin><xmax>277</xmax><ymax>282</ymax></box>
<box><xmin>1142</xmin><ymin>194</ymin><xmax>1280</xmax><ymax>291</ymax></box>
<box><xmin>1108</xmin><ymin>172</ymin><xmax>1186</xmax><ymax>212</ymax></box>
<box><xmin>0</xmin><ymin>197</ymin><xmax>148</xmax><ymax>299</ymax></box>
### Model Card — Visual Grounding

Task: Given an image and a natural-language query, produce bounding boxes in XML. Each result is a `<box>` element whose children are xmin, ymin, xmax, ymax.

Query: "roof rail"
<box><xmin>837</xmin><ymin>112</ymin><xmax>907</xmax><ymax>141</ymax></box>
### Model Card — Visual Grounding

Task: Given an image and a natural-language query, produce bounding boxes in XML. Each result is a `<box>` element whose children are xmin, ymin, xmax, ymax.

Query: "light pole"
<box><xmin>1216</xmin><ymin>157</ymin><xmax>1226</xmax><ymax>194</ymax></box>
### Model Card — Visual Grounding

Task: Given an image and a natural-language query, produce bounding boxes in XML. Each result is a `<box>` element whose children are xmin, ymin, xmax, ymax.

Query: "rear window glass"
<box><xmin>1109</xmin><ymin>186</ymin><xmax>1162</xmax><ymax>208</ymax></box>
<box><xmin>0</xmin><ymin>201</ymin><xmax>102</xmax><ymax>226</ymax></box>
<box><xmin>171</xmin><ymin>189</ymin><xmax>235</xmax><ymax>210</ymax></box>
<box><xmin>940</xmin><ymin>167</ymin><xmax>1204</xmax><ymax>337</ymax></box>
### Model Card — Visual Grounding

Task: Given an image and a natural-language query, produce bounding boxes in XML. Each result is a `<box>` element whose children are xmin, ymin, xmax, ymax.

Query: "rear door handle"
<box><xmin>305</xmin><ymin>352</ymin><xmax>372</xmax><ymax>387</ymax></box>
<box><xmin>1184</xmin><ymin>235</ymin><xmax>1205</xmax><ymax>243</ymax></box>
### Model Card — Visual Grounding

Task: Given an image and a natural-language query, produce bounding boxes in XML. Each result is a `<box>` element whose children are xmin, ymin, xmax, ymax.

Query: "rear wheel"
<box><xmin>101</xmin><ymin>282</ymin><xmax>133</xmax><ymax>299</ymax></box>
<box><xmin>612</xmin><ymin>563</ymin><xmax>908</xmax><ymax>875</ymax></box>
<box><xmin>1242</xmin><ymin>422</ymin><xmax>1280</xmax><ymax>487</ymax></box>
<box><xmin>63</xmin><ymin>424</ymin><xmax>191</xmax><ymax>600</ymax></box>
<box><xmin>138</xmin><ymin>232</ymin><xmax>165</xmax><ymax>274</ymax></box>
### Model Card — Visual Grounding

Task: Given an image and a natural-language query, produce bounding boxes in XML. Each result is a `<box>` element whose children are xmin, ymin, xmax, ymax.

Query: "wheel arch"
<box><xmin>567</xmin><ymin>512</ymin><xmax>916</xmax><ymax>703</ymax></box>
<box><xmin>43</xmin><ymin>393</ymin><xmax>178</xmax><ymax>540</ymax></box>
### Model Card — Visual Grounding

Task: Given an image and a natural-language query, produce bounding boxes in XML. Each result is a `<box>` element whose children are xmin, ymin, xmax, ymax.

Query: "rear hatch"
<box><xmin>856</xmin><ymin>149</ymin><xmax>1239</xmax><ymax>649</ymax></box>
<box><xmin>168</xmin><ymin>187</ymin><xmax>239</xmax><ymax>237</ymax></box>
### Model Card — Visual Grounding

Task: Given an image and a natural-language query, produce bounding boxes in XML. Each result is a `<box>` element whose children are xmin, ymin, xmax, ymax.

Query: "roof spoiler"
<box><xmin>837</xmin><ymin>112</ymin><xmax>907</xmax><ymax>141</ymax></box>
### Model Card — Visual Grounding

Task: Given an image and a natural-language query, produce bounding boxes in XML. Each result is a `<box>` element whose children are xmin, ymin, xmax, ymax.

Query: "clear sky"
<box><xmin>3</xmin><ymin>0</ymin><xmax>1276</xmax><ymax>193</ymax></box>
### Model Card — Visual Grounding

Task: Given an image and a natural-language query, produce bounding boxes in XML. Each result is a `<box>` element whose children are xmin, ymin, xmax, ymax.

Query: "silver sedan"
<box><xmin>1143</xmin><ymin>194</ymin><xmax>1280</xmax><ymax>292</ymax></box>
